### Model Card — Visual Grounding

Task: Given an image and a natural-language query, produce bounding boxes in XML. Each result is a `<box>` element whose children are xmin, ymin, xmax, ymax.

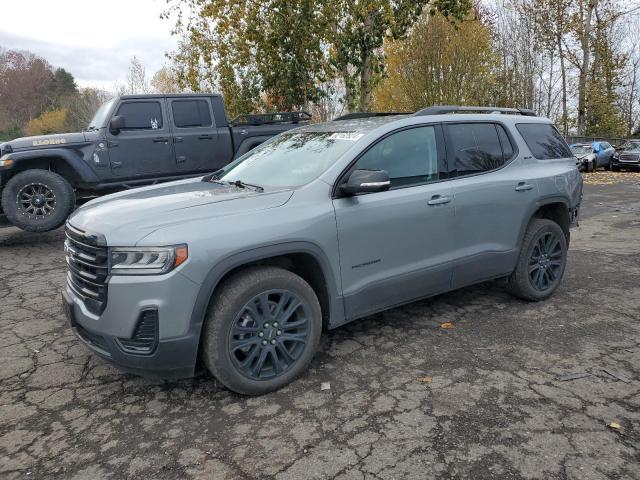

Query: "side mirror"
<box><xmin>341</xmin><ymin>169</ymin><xmax>390</xmax><ymax>196</ymax></box>
<box><xmin>109</xmin><ymin>115</ymin><xmax>126</xmax><ymax>135</ymax></box>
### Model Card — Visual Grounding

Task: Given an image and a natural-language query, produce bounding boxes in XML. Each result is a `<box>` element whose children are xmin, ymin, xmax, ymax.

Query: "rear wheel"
<box><xmin>202</xmin><ymin>266</ymin><xmax>322</xmax><ymax>395</ymax></box>
<box><xmin>1</xmin><ymin>169</ymin><xmax>75</xmax><ymax>232</ymax></box>
<box><xmin>506</xmin><ymin>218</ymin><xmax>567</xmax><ymax>301</ymax></box>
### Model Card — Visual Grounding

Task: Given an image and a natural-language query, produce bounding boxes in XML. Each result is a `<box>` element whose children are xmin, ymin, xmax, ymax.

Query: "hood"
<box><xmin>69</xmin><ymin>178</ymin><xmax>294</xmax><ymax>245</ymax></box>
<box><xmin>573</xmin><ymin>153</ymin><xmax>594</xmax><ymax>160</ymax></box>
<box><xmin>6</xmin><ymin>131</ymin><xmax>89</xmax><ymax>151</ymax></box>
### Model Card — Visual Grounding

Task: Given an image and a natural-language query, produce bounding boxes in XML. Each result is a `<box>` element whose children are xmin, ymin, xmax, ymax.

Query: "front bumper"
<box><xmin>62</xmin><ymin>271</ymin><xmax>202</xmax><ymax>379</ymax></box>
<box><xmin>612</xmin><ymin>158</ymin><xmax>640</xmax><ymax>169</ymax></box>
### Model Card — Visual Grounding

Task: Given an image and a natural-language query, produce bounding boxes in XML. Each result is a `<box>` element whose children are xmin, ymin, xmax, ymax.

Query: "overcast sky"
<box><xmin>0</xmin><ymin>0</ymin><xmax>179</xmax><ymax>90</ymax></box>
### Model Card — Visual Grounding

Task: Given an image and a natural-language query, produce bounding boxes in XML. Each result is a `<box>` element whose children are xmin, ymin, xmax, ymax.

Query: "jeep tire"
<box><xmin>1</xmin><ymin>169</ymin><xmax>75</xmax><ymax>232</ymax></box>
<box><xmin>202</xmin><ymin>266</ymin><xmax>322</xmax><ymax>395</ymax></box>
<box><xmin>506</xmin><ymin>218</ymin><xmax>567</xmax><ymax>301</ymax></box>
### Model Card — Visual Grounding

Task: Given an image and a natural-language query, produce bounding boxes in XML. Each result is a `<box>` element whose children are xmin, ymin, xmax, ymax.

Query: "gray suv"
<box><xmin>62</xmin><ymin>106</ymin><xmax>582</xmax><ymax>395</ymax></box>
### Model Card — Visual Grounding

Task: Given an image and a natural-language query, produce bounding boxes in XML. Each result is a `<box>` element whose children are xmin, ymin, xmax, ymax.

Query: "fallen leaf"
<box><xmin>602</xmin><ymin>368</ymin><xmax>631</xmax><ymax>383</ymax></box>
<box><xmin>320</xmin><ymin>382</ymin><xmax>331</xmax><ymax>391</ymax></box>
<box><xmin>417</xmin><ymin>376</ymin><xmax>433</xmax><ymax>384</ymax></box>
<box><xmin>607</xmin><ymin>422</ymin><xmax>622</xmax><ymax>431</ymax></box>
<box><xmin>440</xmin><ymin>322</ymin><xmax>455</xmax><ymax>329</ymax></box>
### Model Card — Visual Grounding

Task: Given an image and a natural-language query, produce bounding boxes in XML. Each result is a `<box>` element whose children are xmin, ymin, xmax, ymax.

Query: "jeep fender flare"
<box><xmin>233</xmin><ymin>136</ymin><xmax>271</xmax><ymax>159</ymax></box>
<box><xmin>516</xmin><ymin>195</ymin><xmax>571</xmax><ymax>249</ymax></box>
<box><xmin>6</xmin><ymin>148</ymin><xmax>99</xmax><ymax>183</ymax></box>
<box><xmin>188</xmin><ymin>241</ymin><xmax>345</xmax><ymax>341</ymax></box>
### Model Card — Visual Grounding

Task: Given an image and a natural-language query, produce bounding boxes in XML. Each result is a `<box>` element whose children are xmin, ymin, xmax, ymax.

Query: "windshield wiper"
<box><xmin>229</xmin><ymin>180</ymin><xmax>264</xmax><ymax>192</ymax></box>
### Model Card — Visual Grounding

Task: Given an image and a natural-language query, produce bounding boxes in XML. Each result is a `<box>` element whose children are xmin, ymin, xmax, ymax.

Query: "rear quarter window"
<box><xmin>516</xmin><ymin>123</ymin><xmax>572</xmax><ymax>160</ymax></box>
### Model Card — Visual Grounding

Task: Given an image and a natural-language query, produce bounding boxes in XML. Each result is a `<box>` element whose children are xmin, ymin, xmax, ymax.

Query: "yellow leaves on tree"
<box><xmin>372</xmin><ymin>11</ymin><xmax>497</xmax><ymax>112</ymax></box>
<box><xmin>26</xmin><ymin>109</ymin><xmax>68</xmax><ymax>136</ymax></box>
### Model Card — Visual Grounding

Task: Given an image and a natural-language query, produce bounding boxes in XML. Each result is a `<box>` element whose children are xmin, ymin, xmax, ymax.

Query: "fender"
<box><xmin>516</xmin><ymin>194</ymin><xmax>570</xmax><ymax>248</ymax></box>
<box><xmin>233</xmin><ymin>135</ymin><xmax>272</xmax><ymax>159</ymax></box>
<box><xmin>6</xmin><ymin>148</ymin><xmax>100</xmax><ymax>183</ymax></box>
<box><xmin>188</xmin><ymin>241</ymin><xmax>345</xmax><ymax>340</ymax></box>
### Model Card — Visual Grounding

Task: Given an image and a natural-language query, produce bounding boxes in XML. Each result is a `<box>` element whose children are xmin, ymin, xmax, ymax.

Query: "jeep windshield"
<box><xmin>87</xmin><ymin>99</ymin><xmax>114</xmax><ymax>130</ymax></box>
<box><xmin>216</xmin><ymin>131</ymin><xmax>361</xmax><ymax>188</ymax></box>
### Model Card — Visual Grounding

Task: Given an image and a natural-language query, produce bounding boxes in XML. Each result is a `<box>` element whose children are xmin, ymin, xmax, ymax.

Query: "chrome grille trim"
<box><xmin>64</xmin><ymin>224</ymin><xmax>108</xmax><ymax>315</ymax></box>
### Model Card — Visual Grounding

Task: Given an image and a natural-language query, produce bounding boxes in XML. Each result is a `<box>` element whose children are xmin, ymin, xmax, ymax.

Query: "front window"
<box><xmin>87</xmin><ymin>99</ymin><xmax>114</xmax><ymax>130</ymax></box>
<box><xmin>218</xmin><ymin>131</ymin><xmax>360</xmax><ymax>188</ymax></box>
<box><xmin>621</xmin><ymin>141</ymin><xmax>640</xmax><ymax>152</ymax></box>
<box><xmin>570</xmin><ymin>145</ymin><xmax>593</xmax><ymax>155</ymax></box>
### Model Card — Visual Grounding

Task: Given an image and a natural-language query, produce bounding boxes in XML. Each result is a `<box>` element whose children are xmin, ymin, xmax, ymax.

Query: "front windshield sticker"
<box><xmin>328</xmin><ymin>132</ymin><xmax>364</xmax><ymax>141</ymax></box>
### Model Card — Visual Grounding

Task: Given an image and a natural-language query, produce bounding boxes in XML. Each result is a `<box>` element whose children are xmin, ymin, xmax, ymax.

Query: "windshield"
<box><xmin>570</xmin><ymin>145</ymin><xmax>592</xmax><ymax>155</ymax></box>
<box><xmin>87</xmin><ymin>99</ymin><xmax>114</xmax><ymax>130</ymax></box>
<box><xmin>620</xmin><ymin>141</ymin><xmax>640</xmax><ymax>152</ymax></box>
<box><xmin>218</xmin><ymin>131</ymin><xmax>361</xmax><ymax>188</ymax></box>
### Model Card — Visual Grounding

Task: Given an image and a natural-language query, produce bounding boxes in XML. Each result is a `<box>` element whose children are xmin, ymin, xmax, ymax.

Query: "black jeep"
<box><xmin>0</xmin><ymin>94</ymin><xmax>309</xmax><ymax>232</ymax></box>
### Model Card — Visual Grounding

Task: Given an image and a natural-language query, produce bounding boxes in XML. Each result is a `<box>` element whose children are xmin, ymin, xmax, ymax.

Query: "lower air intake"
<box><xmin>116</xmin><ymin>310</ymin><xmax>159</xmax><ymax>355</ymax></box>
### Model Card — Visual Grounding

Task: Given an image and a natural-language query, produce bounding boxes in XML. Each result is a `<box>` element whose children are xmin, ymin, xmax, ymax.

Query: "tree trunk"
<box><xmin>577</xmin><ymin>0</ymin><xmax>596</xmax><ymax>136</ymax></box>
<box><xmin>557</xmin><ymin>31</ymin><xmax>568</xmax><ymax>135</ymax></box>
<box><xmin>358</xmin><ymin>13</ymin><xmax>374</xmax><ymax>112</ymax></box>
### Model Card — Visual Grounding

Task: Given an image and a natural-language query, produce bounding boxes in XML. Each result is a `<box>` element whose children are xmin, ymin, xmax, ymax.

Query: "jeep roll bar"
<box><xmin>231</xmin><ymin>111</ymin><xmax>312</xmax><ymax>127</ymax></box>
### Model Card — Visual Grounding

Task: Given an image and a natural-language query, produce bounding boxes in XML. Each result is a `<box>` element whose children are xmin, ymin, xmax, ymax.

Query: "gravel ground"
<box><xmin>1</xmin><ymin>178</ymin><xmax>639</xmax><ymax>480</ymax></box>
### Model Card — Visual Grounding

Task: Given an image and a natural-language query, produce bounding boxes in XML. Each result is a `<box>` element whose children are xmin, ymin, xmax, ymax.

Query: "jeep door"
<box><xmin>169</xmin><ymin>97</ymin><xmax>232</xmax><ymax>172</ymax></box>
<box><xmin>106</xmin><ymin>99</ymin><xmax>176</xmax><ymax>178</ymax></box>
<box><xmin>332</xmin><ymin>125</ymin><xmax>456</xmax><ymax>320</ymax></box>
<box><xmin>442</xmin><ymin>122</ymin><xmax>537</xmax><ymax>288</ymax></box>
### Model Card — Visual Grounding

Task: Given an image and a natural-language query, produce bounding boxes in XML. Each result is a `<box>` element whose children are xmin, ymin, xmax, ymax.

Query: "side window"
<box><xmin>172</xmin><ymin>99</ymin><xmax>212</xmax><ymax>128</ymax></box>
<box><xmin>516</xmin><ymin>123</ymin><xmax>572</xmax><ymax>160</ymax></box>
<box><xmin>446</xmin><ymin>123</ymin><xmax>505</xmax><ymax>176</ymax></box>
<box><xmin>116</xmin><ymin>101</ymin><xmax>163</xmax><ymax>130</ymax></box>
<box><xmin>353</xmin><ymin>126</ymin><xmax>438</xmax><ymax>189</ymax></box>
<box><xmin>496</xmin><ymin>124</ymin><xmax>514</xmax><ymax>161</ymax></box>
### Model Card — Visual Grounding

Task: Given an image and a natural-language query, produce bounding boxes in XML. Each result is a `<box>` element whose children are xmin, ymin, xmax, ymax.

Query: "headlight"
<box><xmin>109</xmin><ymin>245</ymin><xmax>188</xmax><ymax>275</ymax></box>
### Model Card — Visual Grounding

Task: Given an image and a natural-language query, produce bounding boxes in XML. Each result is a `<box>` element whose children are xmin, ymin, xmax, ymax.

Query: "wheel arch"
<box><xmin>518</xmin><ymin>197</ymin><xmax>571</xmax><ymax>248</ymax></box>
<box><xmin>232</xmin><ymin>136</ymin><xmax>270</xmax><ymax>159</ymax></box>
<box><xmin>6</xmin><ymin>149</ymin><xmax>99</xmax><ymax>186</ymax></box>
<box><xmin>189</xmin><ymin>242</ymin><xmax>344</xmax><ymax>355</ymax></box>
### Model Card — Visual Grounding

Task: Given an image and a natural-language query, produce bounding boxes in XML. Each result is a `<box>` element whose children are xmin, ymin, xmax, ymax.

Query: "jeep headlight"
<box><xmin>109</xmin><ymin>245</ymin><xmax>188</xmax><ymax>275</ymax></box>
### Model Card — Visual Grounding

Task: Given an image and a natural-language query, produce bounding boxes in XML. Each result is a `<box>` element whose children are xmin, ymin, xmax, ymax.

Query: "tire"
<box><xmin>506</xmin><ymin>218</ymin><xmax>567</xmax><ymax>301</ymax></box>
<box><xmin>1</xmin><ymin>169</ymin><xmax>75</xmax><ymax>232</ymax></box>
<box><xmin>604</xmin><ymin>160</ymin><xmax>611</xmax><ymax>171</ymax></box>
<box><xmin>202</xmin><ymin>266</ymin><xmax>322</xmax><ymax>395</ymax></box>
<box><xmin>586</xmin><ymin>160</ymin><xmax>595</xmax><ymax>172</ymax></box>
<box><xmin>612</xmin><ymin>165</ymin><xmax>620</xmax><ymax>172</ymax></box>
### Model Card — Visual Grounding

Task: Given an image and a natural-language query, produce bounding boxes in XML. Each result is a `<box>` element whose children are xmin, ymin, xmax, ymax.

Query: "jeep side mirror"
<box><xmin>341</xmin><ymin>169</ymin><xmax>391</xmax><ymax>196</ymax></box>
<box><xmin>110</xmin><ymin>115</ymin><xmax>126</xmax><ymax>135</ymax></box>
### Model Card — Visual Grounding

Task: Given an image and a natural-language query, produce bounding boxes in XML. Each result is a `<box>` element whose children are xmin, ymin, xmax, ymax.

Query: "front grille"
<box><xmin>619</xmin><ymin>153</ymin><xmax>639</xmax><ymax>163</ymax></box>
<box><xmin>65</xmin><ymin>224</ymin><xmax>109</xmax><ymax>315</ymax></box>
<box><xmin>116</xmin><ymin>310</ymin><xmax>158</xmax><ymax>355</ymax></box>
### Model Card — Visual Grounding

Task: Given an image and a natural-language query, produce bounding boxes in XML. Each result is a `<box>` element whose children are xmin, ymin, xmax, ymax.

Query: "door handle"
<box><xmin>174</xmin><ymin>137</ymin><xmax>183</xmax><ymax>143</ymax></box>
<box><xmin>153</xmin><ymin>137</ymin><xmax>169</xmax><ymax>143</ymax></box>
<box><xmin>515</xmin><ymin>182</ymin><xmax>534</xmax><ymax>192</ymax></box>
<box><xmin>198</xmin><ymin>134</ymin><xmax>213</xmax><ymax>140</ymax></box>
<box><xmin>427</xmin><ymin>195</ymin><xmax>452</xmax><ymax>206</ymax></box>
<box><xmin>112</xmin><ymin>161</ymin><xmax>122</xmax><ymax>168</ymax></box>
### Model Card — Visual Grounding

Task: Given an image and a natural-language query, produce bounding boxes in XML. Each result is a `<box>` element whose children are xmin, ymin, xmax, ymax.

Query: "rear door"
<box><xmin>332</xmin><ymin>124</ymin><xmax>456</xmax><ymax>320</ymax></box>
<box><xmin>169</xmin><ymin>97</ymin><xmax>226</xmax><ymax>172</ymax></box>
<box><xmin>106</xmin><ymin>99</ymin><xmax>175</xmax><ymax>178</ymax></box>
<box><xmin>443</xmin><ymin>122</ymin><xmax>537</xmax><ymax>289</ymax></box>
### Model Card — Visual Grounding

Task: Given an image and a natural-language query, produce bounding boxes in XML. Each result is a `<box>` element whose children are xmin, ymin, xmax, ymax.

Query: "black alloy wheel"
<box><xmin>528</xmin><ymin>231</ymin><xmax>563</xmax><ymax>291</ymax></box>
<box><xmin>229</xmin><ymin>289</ymin><xmax>310</xmax><ymax>380</ymax></box>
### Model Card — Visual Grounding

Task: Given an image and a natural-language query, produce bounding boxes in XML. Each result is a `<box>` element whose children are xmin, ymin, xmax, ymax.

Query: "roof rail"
<box><xmin>231</xmin><ymin>111</ymin><xmax>311</xmax><ymax>126</ymax></box>
<box><xmin>333</xmin><ymin>112</ymin><xmax>411</xmax><ymax>121</ymax></box>
<box><xmin>414</xmin><ymin>105</ymin><xmax>537</xmax><ymax>117</ymax></box>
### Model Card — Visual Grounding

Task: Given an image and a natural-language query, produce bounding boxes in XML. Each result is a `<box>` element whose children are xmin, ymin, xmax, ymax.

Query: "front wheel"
<box><xmin>202</xmin><ymin>266</ymin><xmax>322</xmax><ymax>395</ymax></box>
<box><xmin>1</xmin><ymin>169</ymin><xmax>75</xmax><ymax>232</ymax></box>
<box><xmin>506</xmin><ymin>218</ymin><xmax>568</xmax><ymax>301</ymax></box>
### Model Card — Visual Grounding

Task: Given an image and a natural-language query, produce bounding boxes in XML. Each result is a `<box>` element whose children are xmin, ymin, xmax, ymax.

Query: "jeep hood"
<box><xmin>68</xmin><ymin>178</ymin><xmax>294</xmax><ymax>245</ymax></box>
<box><xmin>6</xmin><ymin>131</ymin><xmax>89</xmax><ymax>151</ymax></box>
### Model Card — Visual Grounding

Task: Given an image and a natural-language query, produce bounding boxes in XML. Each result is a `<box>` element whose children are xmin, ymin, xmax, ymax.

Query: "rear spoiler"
<box><xmin>231</xmin><ymin>111</ymin><xmax>312</xmax><ymax>127</ymax></box>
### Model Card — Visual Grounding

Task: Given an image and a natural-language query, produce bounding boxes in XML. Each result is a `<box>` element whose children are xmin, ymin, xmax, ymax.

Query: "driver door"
<box><xmin>332</xmin><ymin>125</ymin><xmax>456</xmax><ymax>320</ymax></box>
